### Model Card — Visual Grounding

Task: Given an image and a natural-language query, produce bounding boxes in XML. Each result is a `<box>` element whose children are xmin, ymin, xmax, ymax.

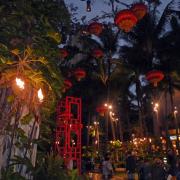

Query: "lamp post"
<box><xmin>174</xmin><ymin>106</ymin><xmax>179</xmax><ymax>155</ymax></box>
<box><xmin>104</xmin><ymin>103</ymin><xmax>113</xmax><ymax>142</ymax></box>
<box><xmin>153</xmin><ymin>102</ymin><xmax>159</xmax><ymax>137</ymax></box>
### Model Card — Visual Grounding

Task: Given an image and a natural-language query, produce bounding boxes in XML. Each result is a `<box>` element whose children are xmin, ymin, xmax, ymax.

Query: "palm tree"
<box><xmin>119</xmin><ymin>0</ymin><xmax>179</xmax><ymax>139</ymax></box>
<box><xmin>0</xmin><ymin>0</ymin><xmax>70</xmax><ymax>176</ymax></box>
<box><xmin>157</xmin><ymin>15</ymin><xmax>180</xmax><ymax>151</ymax></box>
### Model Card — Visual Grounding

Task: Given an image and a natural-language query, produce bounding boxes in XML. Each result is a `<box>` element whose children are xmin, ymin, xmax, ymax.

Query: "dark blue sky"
<box><xmin>65</xmin><ymin>0</ymin><xmax>172</xmax><ymax>22</ymax></box>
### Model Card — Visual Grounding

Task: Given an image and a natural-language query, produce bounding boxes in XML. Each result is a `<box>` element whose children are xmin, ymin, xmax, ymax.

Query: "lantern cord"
<box><xmin>86</xmin><ymin>0</ymin><xmax>91</xmax><ymax>12</ymax></box>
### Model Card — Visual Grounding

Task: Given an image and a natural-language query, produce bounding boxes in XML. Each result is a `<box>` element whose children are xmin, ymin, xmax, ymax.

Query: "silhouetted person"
<box><xmin>126</xmin><ymin>151</ymin><xmax>136</xmax><ymax>180</ymax></box>
<box><xmin>102</xmin><ymin>156</ymin><xmax>113</xmax><ymax>179</ymax></box>
<box><xmin>167</xmin><ymin>149</ymin><xmax>177</xmax><ymax>179</ymax></box>
<box><xmin>151</xmin><ymin>158</ymin><xmax>166</xmax><ymax>180</ymax></box>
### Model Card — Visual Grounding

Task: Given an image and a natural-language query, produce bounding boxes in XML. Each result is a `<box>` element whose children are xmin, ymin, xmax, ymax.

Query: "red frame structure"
<box><xmin>55</xmin><ymin>96</ymin><xmax>82</xmax><ymax>174</ymax></box>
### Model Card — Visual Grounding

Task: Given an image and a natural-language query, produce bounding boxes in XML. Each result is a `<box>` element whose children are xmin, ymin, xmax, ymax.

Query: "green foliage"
<box><xmin>1</xmin><ymin>166</ymin><xmax>26</xmax><ymax>180</ymax></box>
<box><xmin>0</xmin><ymin>1</ymin><xmax>71</xmax><ymax>178</ymax></box>
<box><xmin>20</xmin><ymin>113</ymin><xmax>33</xmax><ymax>125</ymax></box>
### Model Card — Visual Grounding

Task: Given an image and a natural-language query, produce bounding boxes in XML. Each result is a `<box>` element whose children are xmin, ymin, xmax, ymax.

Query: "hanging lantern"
<box><xmin>74</xmin><ymin>68</ymin><xmax>86</xmax><ymax>81</ymax></box>
<box><xmin>86</xmin><ymin>0</ymin><xmax>91</xmax><ymax>12</ymax></box>
<box><xmin>96</xmin><ymin>106</ymin><xmax>108</xmax><ymax>116</ymax></box>
<box><xmin>59</xmin><ymin>48</ymin><xmax>68</xmax><ymax>58</ymax></box>
<box><xmin>63</xmin><ymin>79</ymin><xmax>72</xmax><ymax>92</ymax></box>
<box><xmin>88</xmin><ymin>22</ymin><xmax>103</xmax><ymax>36</ymax></box>
<box><xmin>92</xmin><ymin>49</ymin><xmax>104</xmax><ymax>59</ymax></box>
<box><xmin>146</xmin><ymin>70</ymin><xmax>164</xmax><ymax>87</ymax></box>
<box><xmin>114</xmin><ymin>9</ymin><xmax>138</xmax><ymax>32</ymax></box>
<box><xmin>131</xmin><ymin>3</ymin><xmax>147</xmax><ymax>20</ymax></box>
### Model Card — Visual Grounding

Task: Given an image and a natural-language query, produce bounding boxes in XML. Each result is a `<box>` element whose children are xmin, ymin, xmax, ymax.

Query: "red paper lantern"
<box><xmin>63</xmin><ymin>79</ymin><xmax>72</xmax><ymax>92</ymax></box>
<box><xmin>131</xmin><ymin>3</ymin><xmax>147</xmax><ymax>20</ymax></box>
<box><xmin>114</xmin><ymin>9</ymin><xmax>138</xmax><ymax>32</ymax></box>
<box><xmin>74</xmin><ymin>68</ymin><xmax>86</xmax><ymax>81</ymax></box>
<box><xmin>93</xmin><ymin>49</ymin><xmax>104</xmax><ymax>59</ymax></box>
<box><xmin>88</xmin><ymin>22</ymin><xmax>103</xmax><ymax>36</ymax></box>
<box><xmin>146</xmin><ymin>70</ymin><xmax>164</xmax><ymax>87</ymax></box>
<box><xmin>60</xmin><ymin>48</ymin><xmax>68</xmax><ymax>58</ymax></box>
<box><xmin>96</xmin><ymin>106</ymin><xmax>108</xmax><ymax>116</ymax></box>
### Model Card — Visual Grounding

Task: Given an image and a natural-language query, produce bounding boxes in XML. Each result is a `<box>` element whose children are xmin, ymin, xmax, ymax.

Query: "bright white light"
<box><xmin>16</xmin><ymin>78</ymin><xmax>25</xmax><ymax>89</ymax></box>
<box><xmin>104</xmin><ymin>103</ymin><xmax>108</xmax><ymax>107</ymax></box>
<box><xmin>174</xmin><ymin>106</ymin><xmax>178</xmax><ymax>115</ymax></box>
<box><xmin>38</xmin><ymin>88</ymin><xmax>44</xmax><ymax>102</ymax></box>
<box><xmin>109</xmin><ymin>105</ymin><xmax>112</xmax><ymax>109</ymax></box>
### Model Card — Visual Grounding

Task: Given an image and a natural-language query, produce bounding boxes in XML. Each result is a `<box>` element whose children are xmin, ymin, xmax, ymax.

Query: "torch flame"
<box><xmin>16</xmin><ymin>78</ymin><xmax>25</xmax><ymax>89</ymax></box>
<box><xmin>38</xmin><ymin>88</ymin><xmax>44</xmax><ymax>102</ymax></box>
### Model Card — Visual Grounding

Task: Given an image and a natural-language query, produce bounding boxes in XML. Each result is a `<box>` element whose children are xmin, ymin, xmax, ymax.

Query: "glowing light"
<box><xmin>174</xmin><ymin>106</ymin><xmax>178</xmax><ymax>115</ymax></box>
<box><xmin>109</xmin><ymin>105</ymin><xmax>112</xmax><ymax>109</ymax></box>
<box><xmin>16</xmin><ymin>78</ymin><xmax>25</xmax><ymax>89</ymax></box>
<box><xmin>38</xmin><ymin>88</ymin><xmax>44</xmax><ymax>102</ymax></box>
<box><xmin>153</xmin><ymin>102</ymin><xmax>159</xmax><ymax>112</ymax></box>
<box><xmin>104</xmin><ymin>103</ymin><xmax>108</xmax><ymax>107</ymax></box>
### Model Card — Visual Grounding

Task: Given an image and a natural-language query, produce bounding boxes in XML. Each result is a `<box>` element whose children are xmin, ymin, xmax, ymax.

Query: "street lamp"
<box><xmin>174</xmin><ymin>106</ymin><xmax>179</xmax><ymax>154</ymax></box>
<box><xmin>16</xmin><ymin>77</ymin><xmax>25</xmax><ymax>89</ymax></box>
<box><xmin>153</xmin><ymin>102</ymin><xmax>159</xmax><ymax>136</ymax></box>
<box><xmin>38</xmin><ymin>88</ymin><xmax>44</xmax><ymax>102</ymax></box>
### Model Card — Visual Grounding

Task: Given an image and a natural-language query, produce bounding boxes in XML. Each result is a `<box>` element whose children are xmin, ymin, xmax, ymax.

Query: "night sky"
<box><xmin>65</xmin><ymin>0</ymin><xmax>172</xmax><ymax>22</ymax></box>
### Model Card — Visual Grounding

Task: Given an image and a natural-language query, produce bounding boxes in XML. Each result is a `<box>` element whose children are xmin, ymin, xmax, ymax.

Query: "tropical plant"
<box><xmin>0</xmin><ymin>0</ymin><xmax>70</xmax><ymax>177</ymax></box>
<box><xmin>119</xmin><ymin>0</ymin><xmax>180</xmax><ymax>138</ymax></box>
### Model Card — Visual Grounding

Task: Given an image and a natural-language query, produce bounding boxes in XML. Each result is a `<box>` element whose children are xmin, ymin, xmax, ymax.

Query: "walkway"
<box><xmin>86</xmin><ymin>172</ymin><xmax>138</xmax><ymax>180</ymax></box>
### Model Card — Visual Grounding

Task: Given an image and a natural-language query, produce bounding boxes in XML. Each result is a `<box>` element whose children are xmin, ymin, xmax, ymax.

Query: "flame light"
<box><xmin>16</xmin><ymin>78</ymin><xmax>25</xmax><ymax>89</ymax></box>
<box><xmin>38</xmin><ymin>88</ymin><xmax>44</xmax><ymax>102</ymax></box>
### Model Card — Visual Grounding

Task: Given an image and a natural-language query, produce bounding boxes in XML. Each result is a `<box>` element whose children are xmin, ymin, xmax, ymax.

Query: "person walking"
<box><xmin>167</xmin><ymin>149</ymin><xmax>177</xmax><ymax>180</ymax></box>
<box><xmin>151</xmin><ymin>158</ymin><xmax>166</xmax><ymax>180</ymax></box>
<box><xmin>102</xmin><ymin>156</ymin><xmax>113</xmax><ymax>179</ymax></box>
<box><xmin>126</xmin><ymin>151</ymin><xmax>136</xmax><ymax>180</ymax></box>
<box><xmin>139</xmin><ymin>159</ymin><xmax>152</xmax><ymax>180</ymax></box>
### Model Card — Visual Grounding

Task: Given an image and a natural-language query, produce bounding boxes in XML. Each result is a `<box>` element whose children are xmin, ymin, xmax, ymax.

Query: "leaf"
<box><xmin>25</xmin><ymin>46</ymin><xmax>33</xmax><ymax>56</ymax></box>
<box><xmin>0</xmin><ymin>56</ymin><xmax>7</xmax><ymax>64</ymax></box>
<box><xmin>0</xmin><ymin>42</ymin><xmax>8</xmax><ymax>50</ymax></box>
<box><xmin>38</xmin><ymin>56</ymin><xmax>48</xmax><ymax>65</ymax></box>
<box><xmin>20</xmin><ymin>113</ymin><xmax>33</xmax><ymax>125</ymax></box>
<box><xmin>16</xmin><ymin>128</ymin><xmax>26</xmax><ymax>137</ymax></box>
<box><xmin>11</xmin><ymin>49</ymin><xmax>20</xmax><ymax>56</ymax></box>
<box><xmin>6</xmin><ymin>59</ymin><xmax>14</xmax><ymax>65</ymax></box>
<box><xmin>47</xmin><ymin>31</ymin><xmax>61</xmax><ymax>43</ymax></box>
<box><xmin>7</xmin><ymin>95</ymin><xmax>15</xmax><ymax>103</ymax></box>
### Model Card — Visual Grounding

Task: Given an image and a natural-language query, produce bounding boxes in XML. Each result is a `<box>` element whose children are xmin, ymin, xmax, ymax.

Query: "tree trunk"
<box><xmin>164</xmin><ymin>90</ymin><xmax>172</xmax><ymax>151</ymax></box>
<box><xmin>136</xmin><ymin>79</ymin><xmax>144</xmax><ymax>137</ymax></box>
<box><xmin>169</xmin><ymin>76</ymin><xmax>180</xmax><ymax>154</ymax></box>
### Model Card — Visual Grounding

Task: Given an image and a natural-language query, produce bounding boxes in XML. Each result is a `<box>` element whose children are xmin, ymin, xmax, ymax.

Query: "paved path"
<box><xmin>86</xmin><ymin>172</ymin><xmax>138</xmax><ymax>180</ymax></box>
<box><xmin>87</xmin><ymin>173</ymin><xmax>126</xmax><ymax>180</ymax></box>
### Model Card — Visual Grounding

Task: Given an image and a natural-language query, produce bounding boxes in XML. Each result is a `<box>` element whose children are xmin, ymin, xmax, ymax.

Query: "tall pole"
<box><xmin>174</xmin><ymin>107</ymin><xmax>179</xmax><ymax>155</ymax></box>
<box><xmin>106</xmin><ymin>52</ymin><xmax>111</xmax><ymax>143</ymax></box>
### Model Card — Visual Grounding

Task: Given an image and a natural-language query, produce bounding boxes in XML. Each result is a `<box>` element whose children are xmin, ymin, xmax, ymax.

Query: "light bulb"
<box><xmin>16</xmin><ymin>78</ymin><xmax>25</xmax><ymax>89</ymax></box>
<box><xmin>38</xmin><ymin>88</ymin><xmax>44</xmax><ymax>102</ymax></box>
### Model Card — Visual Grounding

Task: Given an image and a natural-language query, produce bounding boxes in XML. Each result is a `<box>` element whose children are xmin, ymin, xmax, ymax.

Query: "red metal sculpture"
<box><xmin>131</xmin><ymin>3</ymin><xmax>147</xmax><ymax>20</ymax></box>
<box><xmin>114</xmin><ymin>9</ymin><xmax>137</xmax><ymax>32</ymax></box>
<box><xmin>55</xmin><ymin>96</ymin><xmax>82</xmax><ymax>174</ymax></box>
<box><xmin>146</xmin><ymin>70</ymin><xmax>164</xmax><ymax>87</ymax></box>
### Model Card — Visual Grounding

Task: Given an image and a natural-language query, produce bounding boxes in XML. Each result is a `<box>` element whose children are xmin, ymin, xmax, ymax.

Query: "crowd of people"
<box><xmin>125</xmin><ymin>149</ymin><xmax>180</xmax><ymax>180</ymax></box>
<box><xmin>82</xmin><ymin>149</ymin><xmax>180</xmax><ymax>179</ymax></box>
